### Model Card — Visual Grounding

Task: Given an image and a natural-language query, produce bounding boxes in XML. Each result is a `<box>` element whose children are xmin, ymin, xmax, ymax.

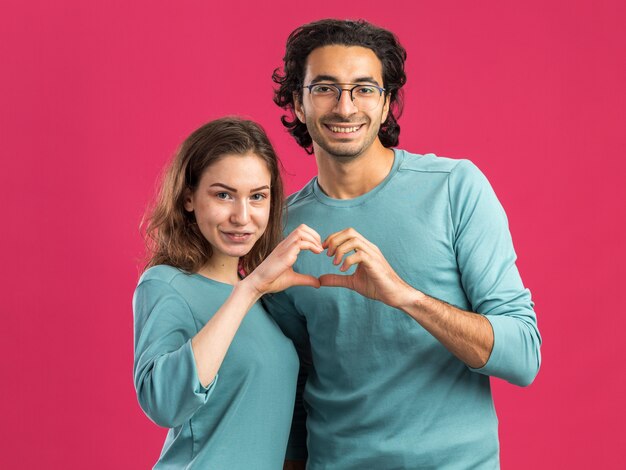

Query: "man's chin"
<box><xmin>316</xmin><ymin>143</ymin><xmax>366</xmax><ymax>161</ymax></box>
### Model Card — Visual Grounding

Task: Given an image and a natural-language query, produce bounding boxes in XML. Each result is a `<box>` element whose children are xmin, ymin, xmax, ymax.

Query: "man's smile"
<box><xmin>323</xmin><ymin>123</ymin><xmax>365</xmax><ymax>135</ymax></box>
<box><xmin>323</xmin><ymin>122</ymin><xmax>365</xmax><ymax>137</ymax></box>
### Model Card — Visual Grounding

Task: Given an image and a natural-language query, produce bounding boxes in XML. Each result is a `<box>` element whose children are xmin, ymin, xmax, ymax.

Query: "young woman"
<box><xmin>133</xmin><ymin>117</ymin><xmax>322</xmax><ymax>469</ymax></box>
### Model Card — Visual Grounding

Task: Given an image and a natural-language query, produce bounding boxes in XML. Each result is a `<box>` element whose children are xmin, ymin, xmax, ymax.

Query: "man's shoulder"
<box><xmin>396</xmin><ymin>149</ymin><xmax>488</xmax><ymax>190</ymax></box>
<box><xmin>285</xmin><ymin>176</ymin><xmax>317</xmax><ymax>210</ymax></box>
<box><xmin>395</xmin><ymin>149</ymin><xmax>470</xmax><ymax>174</ymax></box>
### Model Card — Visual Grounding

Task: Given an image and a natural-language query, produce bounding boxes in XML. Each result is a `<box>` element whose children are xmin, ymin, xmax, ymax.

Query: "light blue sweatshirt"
<box><xmin>265</xmin><ymin>150</ymin><xmax>541</xmax><ymax>469</ymax></box>
<box><xmin>134</xmin><ymin>265</ymin><xmax>299</xmax><ymax>469</ymax></box>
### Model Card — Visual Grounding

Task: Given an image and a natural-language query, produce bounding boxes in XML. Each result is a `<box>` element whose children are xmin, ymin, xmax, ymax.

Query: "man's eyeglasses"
<box><xmin>303</xmin><ymin>83</ymin><xmax>386</xmax><ymax>111</ymax></box>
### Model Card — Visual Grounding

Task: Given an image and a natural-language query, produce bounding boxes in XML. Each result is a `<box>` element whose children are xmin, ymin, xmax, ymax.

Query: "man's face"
<box><xmin>294</xmin><ymin>45</ymin><xmax>390</xmax><ymax>161</ymax></box>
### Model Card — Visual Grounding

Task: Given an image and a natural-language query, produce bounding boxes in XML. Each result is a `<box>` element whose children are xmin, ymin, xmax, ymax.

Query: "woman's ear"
<box><xmin>183</xmin><ymin>187</ymin><xmax>194</xmax><ymax>212</ymax></box>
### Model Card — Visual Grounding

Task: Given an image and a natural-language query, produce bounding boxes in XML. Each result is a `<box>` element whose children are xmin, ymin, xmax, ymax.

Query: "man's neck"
<box><xmin>315</xmin><ymin>143</ymin><xmax>395</xmax><ymax>199</ymax></box>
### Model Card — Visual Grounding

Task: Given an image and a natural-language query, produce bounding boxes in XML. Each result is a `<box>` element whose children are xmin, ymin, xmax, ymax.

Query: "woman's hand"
<box><xmin>243</xmin><ymin>224</ymin><xmax>324</xmax><ymax>296</ymax></box>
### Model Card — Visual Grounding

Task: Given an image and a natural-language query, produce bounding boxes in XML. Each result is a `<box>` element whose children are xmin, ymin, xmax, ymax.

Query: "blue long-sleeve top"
<box><xmin>134</xmin><ymin>266</ymin><xmax>299</xmax><ymax>469</ymax></box>
<box><xmin>264</xmin><ymin>150</ymin><xmax>541</xmax><ymax>469</ymax></box>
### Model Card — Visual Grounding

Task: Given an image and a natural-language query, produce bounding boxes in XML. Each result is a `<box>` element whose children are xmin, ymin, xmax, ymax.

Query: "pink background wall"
<box><xmin>1</xmin><ymin>1</ymin><xmax>624</xmax><ymax>468</ymax></box>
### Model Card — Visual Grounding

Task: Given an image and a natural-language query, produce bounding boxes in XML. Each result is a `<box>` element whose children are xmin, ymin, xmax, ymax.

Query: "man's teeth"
<box><xmin>329</xmin><ymin>125</ymin><xmax>360</xmax><ymax>133</ymax></box>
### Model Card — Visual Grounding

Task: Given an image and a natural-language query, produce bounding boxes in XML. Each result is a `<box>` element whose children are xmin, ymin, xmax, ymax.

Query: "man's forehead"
<box><xmin>303</xmin><ymin>45</ymin><xmax>383</xmax><ymax>83</ymax></box>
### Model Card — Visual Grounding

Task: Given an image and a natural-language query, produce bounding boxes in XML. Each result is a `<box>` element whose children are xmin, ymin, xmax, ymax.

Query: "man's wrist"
<box><xmin>393</xmin><ymin>282</ymin><xmax>427</xmax><ymax>312</ymax></box>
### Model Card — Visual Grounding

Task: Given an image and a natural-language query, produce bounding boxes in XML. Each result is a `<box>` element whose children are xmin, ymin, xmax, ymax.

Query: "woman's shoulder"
<box><xmin>138</xmin><ymin>264</ymin><xmax>189</xmax><ymax>286</ymax></box>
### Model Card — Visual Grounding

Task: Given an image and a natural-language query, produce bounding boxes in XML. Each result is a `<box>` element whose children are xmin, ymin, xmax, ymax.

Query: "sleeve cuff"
<box><xmin>185</xmin><ymin>340</ymin><xmax>218</xmax><ymax>399</ymax></box>
<box><xmin>468</xmin><ymin>314</ymin><xmax>539</xmax><ymax>386</ymax></box>
<box><xmin>468</xmin><ymin>314</ymin><xmax>499</xmax><ymax>375</ymax></box>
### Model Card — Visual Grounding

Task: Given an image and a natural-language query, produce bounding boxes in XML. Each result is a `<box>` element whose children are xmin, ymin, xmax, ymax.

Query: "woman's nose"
<box><xmin>230</xmin><ymin>200</ymin><xmax>250</xmax><ymax>225</ymax></box>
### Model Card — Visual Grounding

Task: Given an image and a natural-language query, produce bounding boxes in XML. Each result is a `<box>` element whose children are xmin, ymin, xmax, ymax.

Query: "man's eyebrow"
<box><xmin>309</xmin><ymin>75</ymin><xmax>339</xmax><ymax>84</ymax></box>
<box><xmin>352</xmin><ymin>76</ymin><xmax>381</xmax><ymax>86</ymax></box>
<box><xmin>309</xmin><ymin>75</ymin><xmax>382</xmax><ymax>86</ymax></box>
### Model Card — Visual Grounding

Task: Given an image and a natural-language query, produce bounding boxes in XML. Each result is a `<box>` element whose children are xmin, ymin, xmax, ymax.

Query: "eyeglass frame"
<box><xmin>302</xmin><ymin>83</ymin><xmax>387</xmax><ymax>108</ymax></box>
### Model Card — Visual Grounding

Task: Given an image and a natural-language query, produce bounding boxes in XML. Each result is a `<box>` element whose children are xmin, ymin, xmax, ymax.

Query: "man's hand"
<box><xmin>318</xmin><ymin>227</ymin><xmax>494</xmax><ymax>368</ymax></box>
<box><xmin>319</xmin><ymin>228</ymin><xmax>416</xmax><ymax>309</ymax></box>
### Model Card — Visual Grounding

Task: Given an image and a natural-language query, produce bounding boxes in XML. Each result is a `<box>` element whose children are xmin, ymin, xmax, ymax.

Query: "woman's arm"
<box><xmin>191</xmin><ymin>224</ymin><xmax>323</xmax><ymax>387</ymax></box>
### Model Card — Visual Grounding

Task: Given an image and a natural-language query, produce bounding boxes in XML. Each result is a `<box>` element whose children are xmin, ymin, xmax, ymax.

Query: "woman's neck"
<box><xmin>196</xmin><ymin>255</ymin><xmax>240</xmax><ymax>285</ymax></box>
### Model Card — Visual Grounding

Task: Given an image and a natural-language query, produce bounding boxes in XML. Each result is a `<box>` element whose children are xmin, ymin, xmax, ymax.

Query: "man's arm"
<box><xmin>393</xmin><ymin>283</ymin><xmax>495</xmax><ymax>370</ymax></box>
<box><xmin>320</xmin><ymin>160</ymin><xmax>541</xmax><ymax>386</ymax></box>
<box><xmin>319</xmin><ymin>229</ymin><xmax>494</xmax><ymax>368</ymax></box>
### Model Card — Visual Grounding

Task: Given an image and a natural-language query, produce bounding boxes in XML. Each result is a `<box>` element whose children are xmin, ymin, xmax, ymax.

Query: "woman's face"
<box><xmin>184</xmin><ymin>153</ymin><xmax>272</xmax><ymax>265</ymax></box>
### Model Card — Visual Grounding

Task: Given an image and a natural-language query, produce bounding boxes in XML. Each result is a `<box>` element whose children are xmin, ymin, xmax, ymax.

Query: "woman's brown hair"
<box><xmin>143</xmin><ymin>117</ymin><xmax>285</xmax><ymax>275</ymax></box>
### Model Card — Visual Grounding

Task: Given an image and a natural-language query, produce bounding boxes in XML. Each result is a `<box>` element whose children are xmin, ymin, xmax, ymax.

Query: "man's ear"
<box><xmin>293</xmin><ymin>92</ymin><xmax>306</xmax><ymax>123</ymax></box>
<box><xmin>381</xmin><ymin>93</ymin><xmax>390</xmax><ymax>124</ymax></box>
<box><xmin>183</xmin><ymin>187</ymin><xmax>194</xmax><ymax>212</ymax></box>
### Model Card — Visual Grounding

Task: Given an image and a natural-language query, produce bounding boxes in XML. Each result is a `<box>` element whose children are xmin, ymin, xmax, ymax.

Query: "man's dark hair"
<box><xmin>272</xmin><ymin>19</ymin><xmax>407</xmax><ymax>154</ymax></box>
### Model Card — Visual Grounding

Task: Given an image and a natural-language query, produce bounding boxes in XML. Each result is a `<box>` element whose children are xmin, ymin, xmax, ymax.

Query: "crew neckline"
<box><xmin>311</xmin><ymin>148</ymin><xmax>403</xmax><ymax>208</ymax></box>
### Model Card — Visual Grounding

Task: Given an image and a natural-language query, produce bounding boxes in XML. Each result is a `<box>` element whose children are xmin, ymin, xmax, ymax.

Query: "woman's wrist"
<box><xmin>235</xmin><ymin>276</ymin><xmax>264</xmax><ymax>304</ymax></box>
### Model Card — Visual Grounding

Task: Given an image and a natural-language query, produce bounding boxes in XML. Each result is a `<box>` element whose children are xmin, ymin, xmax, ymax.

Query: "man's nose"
<box><xmin>230</xmin><ymin>200</ymin><xmax>250</xmax><ymax>225</ymax></box>
<box><xmin>332</xmin><ymin>88</ymin><xmax>358</xmax><ymax>116</ymax></box>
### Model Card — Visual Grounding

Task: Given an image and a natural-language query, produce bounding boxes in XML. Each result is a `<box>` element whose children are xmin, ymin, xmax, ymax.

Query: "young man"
<box><xmin>266</xmin><ymin>19</ymin><xmax>541</xmax><ymax>469</ymax></box>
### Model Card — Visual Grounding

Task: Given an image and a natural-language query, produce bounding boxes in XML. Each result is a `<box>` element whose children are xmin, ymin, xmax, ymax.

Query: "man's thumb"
<box><xmin>291</xmin><ymin>272</ymin><xmax>321</xmax><ymax>289</ymax></box>
<box><xmin>319</xmin><ymin>274</ymin><xmax>352</xmax><ymax>289</ymax></box>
